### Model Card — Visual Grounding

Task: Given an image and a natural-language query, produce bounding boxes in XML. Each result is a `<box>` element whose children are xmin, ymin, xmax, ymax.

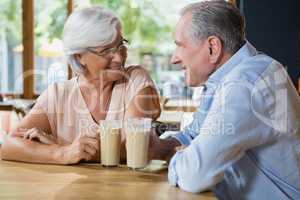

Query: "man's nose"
<box><xmin>170</xmin><ymin>53</ymin><xmax>180</xmax><ymax>65</ymax></box>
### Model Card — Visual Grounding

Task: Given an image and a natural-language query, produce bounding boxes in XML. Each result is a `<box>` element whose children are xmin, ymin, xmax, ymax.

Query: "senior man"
<box><xmin>149</xmin><ymin>1</ymin><xmax>300</xmax><ymax>199</ymax></box>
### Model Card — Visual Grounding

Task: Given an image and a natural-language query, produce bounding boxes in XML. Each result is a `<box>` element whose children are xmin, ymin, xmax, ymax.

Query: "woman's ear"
<box><xmin>74</xmin><ymin>54</ymin><xmax>85</xmax><ymax>66</ymax></box>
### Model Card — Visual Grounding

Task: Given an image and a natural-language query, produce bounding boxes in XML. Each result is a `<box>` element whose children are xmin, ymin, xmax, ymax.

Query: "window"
<box><xmin>0</xmin><ymin>0</ymin><xmax>235</xmax><ymax>98</ymax></box>
<box><xmin>34</xmin><ymin>1</ymin><xmax>68</xmax><ymax>94</ymax></box>
<box><xmin>0</xmin><ymin>0</ymin><xmax>71</xmax><ymax>97</ymax></box>
<box><xmin>0</xmin><ymin>0</ymin><xmax>22</xmax><ymax>94</ymax></box>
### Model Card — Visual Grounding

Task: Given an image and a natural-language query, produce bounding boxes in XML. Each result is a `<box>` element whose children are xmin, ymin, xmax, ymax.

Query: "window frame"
<box><xmin>21</xmin><ymin>0</ymin><xmax>73</xmax><ymax>99</ymax></box>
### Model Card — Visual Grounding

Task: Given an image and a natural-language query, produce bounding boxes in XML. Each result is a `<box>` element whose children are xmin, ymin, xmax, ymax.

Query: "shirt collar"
<box><xmin>206</xmin><ymin>41</ymin><xmax>258</xmax><ymax>85</ymax></box>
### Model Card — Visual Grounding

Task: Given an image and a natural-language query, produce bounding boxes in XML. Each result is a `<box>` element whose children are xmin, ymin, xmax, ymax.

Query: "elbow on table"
<box><xmin>0</xmin><ymin>135</ymin><xmax>13</xmax><ymax>160</ymax></box>
<box><xmin>177</xmin><ymin>171</ymin><xmax>223</xmax><ymax>194</ymax></box>
<box><xmin>177</xmin><ymin>179</ymin><xmax>208</xmax><ymax>193</ymax></box>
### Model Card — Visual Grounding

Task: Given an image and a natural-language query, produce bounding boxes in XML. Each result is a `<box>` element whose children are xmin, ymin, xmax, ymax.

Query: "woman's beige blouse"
<box><xmin>31</xmin><ymin>66</ymin><xmax>157</xmax><ymax>145</ymax></box>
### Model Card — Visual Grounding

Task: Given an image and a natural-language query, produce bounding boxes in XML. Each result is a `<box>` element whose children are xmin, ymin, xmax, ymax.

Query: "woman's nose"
<box><xmin>111</xmin><ymin>51</ymin><xmax>123</xmax><ymax>63</ymax></box>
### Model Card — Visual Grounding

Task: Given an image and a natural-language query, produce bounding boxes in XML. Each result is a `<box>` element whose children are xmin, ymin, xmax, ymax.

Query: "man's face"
<box><xmin>171</xmin><ymin>14</ymin><xmax>216</xmax><ymax>87</ymax></box>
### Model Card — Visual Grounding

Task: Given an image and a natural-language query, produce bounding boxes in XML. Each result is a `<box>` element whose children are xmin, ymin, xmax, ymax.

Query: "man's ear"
<box><xmin>207</xmin><ymin>36</ymin><xmax>223</xmax><ymax>64</ymax></box>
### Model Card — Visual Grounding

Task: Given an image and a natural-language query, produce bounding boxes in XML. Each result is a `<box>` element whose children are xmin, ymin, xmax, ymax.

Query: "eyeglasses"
<box><xmin>87</xmin><ymin>38</ymin><xmax>129</xmax><ymax>58</ymax></box>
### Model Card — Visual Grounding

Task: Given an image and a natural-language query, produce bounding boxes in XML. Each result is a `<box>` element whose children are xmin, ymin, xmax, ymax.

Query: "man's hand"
<box><xmin>148</xmin><ymin>128</ymin><xmax>181</xmax><ymax>163</ymax></box>
<box><xmin>148</xmin><ymin>128</ymin><xmax>161</xmax><ymax>160</ymax></box>
<box><xmin>175</xmin><ymin>145</ymin><xmax>187</xmax><ymax>152</ymax></box>
<box><xmin>58</xmin><ymin>134</ymin><xmax>99</xmax><ymax>165</ymax></box>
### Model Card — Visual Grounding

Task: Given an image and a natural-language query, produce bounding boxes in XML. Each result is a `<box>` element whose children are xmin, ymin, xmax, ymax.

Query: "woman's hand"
<box><xmin>59</xmin><ymin>134</ymin><xmax>99</xmax><ymax>165</ymax></box>
<box><xmin>22</xmin><ymin>127</ymin><xmax>55</xmax><ymax>145</ymax></box>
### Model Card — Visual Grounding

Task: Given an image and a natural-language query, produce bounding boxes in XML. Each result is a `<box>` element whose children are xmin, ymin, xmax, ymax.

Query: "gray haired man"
<box><xmin>149</xmin><ymin>1</ymin><xmax>300</xmax><ymax>199</ymax></box>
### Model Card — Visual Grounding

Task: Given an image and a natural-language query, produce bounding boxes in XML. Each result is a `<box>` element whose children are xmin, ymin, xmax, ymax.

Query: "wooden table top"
<box><xmin>0</xmin><ymin>99</ymin><xmax>35</xmax><ymax>112</ymax></box>
<box><xmin>0</xmin><ymin>102</ymin><xmax>14</xmax><ymax>111</ymax></box>
<box><xmin>158</xmin><ymin>111</ymin><xmax>194</xmax><ymax>126</ymax></box>
<box><xmin>163</xmin><ymin>99</ymin><xmax>199</xmax><ymax>112</ymax></box>
<box><xmin>0</xmin><ymin>160</ymin><xmax>216</xmax><ymax>200</ymax></box>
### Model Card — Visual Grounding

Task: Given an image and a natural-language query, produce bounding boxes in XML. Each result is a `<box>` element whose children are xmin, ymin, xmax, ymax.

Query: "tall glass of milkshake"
<box><xmin>99</xmin><ymin>120</ymin><xmax>122</xmax><ymax>167</ymax></box>
<box><xmin>124</xmin><ymin>118</ymin><xmax>152</xmax><ymax>169</ymax></box>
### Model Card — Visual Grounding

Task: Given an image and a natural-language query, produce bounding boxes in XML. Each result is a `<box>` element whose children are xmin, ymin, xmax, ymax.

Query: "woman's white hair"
<box><xmin>62</xmin><ymin>6</ymin><xmax>122</xmax><ymax>74</ymax></box>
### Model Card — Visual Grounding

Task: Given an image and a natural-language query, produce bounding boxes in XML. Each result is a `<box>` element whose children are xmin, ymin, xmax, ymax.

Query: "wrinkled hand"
<box><xmin>148</xmin><ymin>128</ymin><xmax>161</xmax><ymax>160</ymax></box>
<box><xmin>60</xmin><ymin>134</ymin><xmax>99</xmax><ymax>165</ymax></box>
<box><xmin>22</xmin><ymin>127</ymin><xmax>55</xmax><ymax>145</ymax></box>
<box><xmin>10</xmin><ymin>127</ymin><xmax>29</xmax><ymax>138</ymax></box>
<box><xmin>148</xmin><ymin>128</ymin><xmax>181</xmax><ymax>162</ymax></box>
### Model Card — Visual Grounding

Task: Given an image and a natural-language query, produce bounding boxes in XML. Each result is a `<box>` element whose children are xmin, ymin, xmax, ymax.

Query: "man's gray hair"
<box><xmin>62</xmin><ymin>6</ymin><xmax>121</xmax><ymax>74</ymax></box>
<box><xmin>180</xmin><ymin>0</ymin><xmax>245</xmax><ymax>54</ymax></box>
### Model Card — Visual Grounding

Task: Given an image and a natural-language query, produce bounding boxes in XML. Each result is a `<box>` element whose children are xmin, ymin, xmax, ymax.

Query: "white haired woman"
<box><xmin>1</xmin><ymin>6</ymin><xmax>161</xmax><ymax>164</ymax></box>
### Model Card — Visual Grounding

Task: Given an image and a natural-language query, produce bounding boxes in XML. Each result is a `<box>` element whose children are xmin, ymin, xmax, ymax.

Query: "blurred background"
<box><xmin>0</xmin><ymin>0</ymin><xmax>299</xmax><ymax>99</ymax></box>
<box><xmin>0</xmin><ymin>0</ymin><xmax>205</xmax><ymax>99</ymax></box>
<box><xmin>0</xmin><ymin>0</ymin><xmax>299</xmax><ymax>134</ymax></box>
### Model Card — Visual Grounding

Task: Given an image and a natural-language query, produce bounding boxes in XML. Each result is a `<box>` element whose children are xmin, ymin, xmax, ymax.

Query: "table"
<box><xmin>0</xmin><ymin>160</ymin><xmax>216</xmax><ymax>200</ymax></box>
<box><xmin>0</xmin><ymin>99</ymin><xmax>34</xmax><ymax>112</ymax></box>
<box><xmin>157</xmin><ymin>111</ymin><xmax>195</xmax><ymax>133</ymax></box>
<box><xmin>163</xmin><ymin>98</ymin><xmax>199</xmax><ymax>112</ymax></box>
<box><xmin>0</xmin><ymin>99</ymin><xmax>35</xmax><ymax>133</ymax></box>
<box><xmin>0</xmin><ymin>101</ymin><xmax>14</xmax><ymax>111</ymax></box>
<box><xmin>156</xmin><ymin>110</ymin><xmax>195</xmax><ymax>139</ymax></box>
<box><xmin>158</xmin><ymin>111</ymin><xmax>185</xmax><ymax>124</ymax></box>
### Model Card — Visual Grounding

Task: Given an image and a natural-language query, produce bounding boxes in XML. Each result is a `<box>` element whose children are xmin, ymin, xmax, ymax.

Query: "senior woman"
<box><xmin>1</xmin><ymin>6</ymin><xmax>161</xmax><ymax>164</ymax></box>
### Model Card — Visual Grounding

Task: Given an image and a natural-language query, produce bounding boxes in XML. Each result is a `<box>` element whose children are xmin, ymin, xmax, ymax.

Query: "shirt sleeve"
<box><xmin>171</xmin><ymin>123</ymin><xmax>198</xmax><ymax>146</ymax></box>
<box><xmin>171</xmin><ymin>86</ymin><xmax>216</xmax><ymax>146</ymax></box>
<box><xmin>168</xmin><ymin>80</ymin><xmax>274</xmax><ymax>193</ymax></box>
<box><xmin>171</xmin><ymin>111</ymin><xmax>206</xmax><ymax>145</ymax></box>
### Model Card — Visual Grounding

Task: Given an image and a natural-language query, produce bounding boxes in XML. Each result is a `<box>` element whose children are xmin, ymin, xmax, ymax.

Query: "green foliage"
<box><xmin>34</xmin><ymin>1</ymin><xmax>67</xmax><ymax>51</ymax></box>
<box><xmin>0</xmin><ymin>0</ymin><xmax>22</xmax><ymax>46</ymax></box>
<box><xmin>0</xmin><ymin>0</ymin><xmax>67</xmax><ymax>50</ymax></box>
<box><xmin>0</xmin><ymin>0</ymin><xmax>172</xmax><ymax>53</ymax></box>
<box><xmin>90</xmin><ymin>0</ymin><xmax>172</xmax><ymax>53</ymax></box>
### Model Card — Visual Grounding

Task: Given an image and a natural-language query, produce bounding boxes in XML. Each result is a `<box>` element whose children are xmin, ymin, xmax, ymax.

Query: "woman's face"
<box><xmin>77</xmin><ymin>32</ymin><xmax>128</xmax><ymax>83</ymax></box>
